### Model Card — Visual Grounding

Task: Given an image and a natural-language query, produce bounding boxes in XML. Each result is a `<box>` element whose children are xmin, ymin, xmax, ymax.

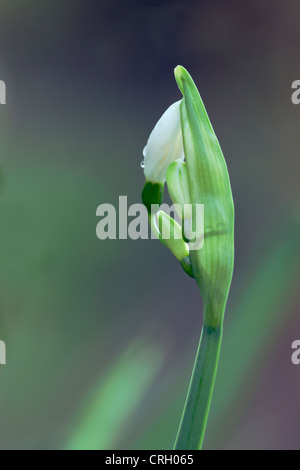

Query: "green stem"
<box><xmin>174</xmin><ymin>323</ymin><xmax>223</xmax><ymax>450</ymax></box>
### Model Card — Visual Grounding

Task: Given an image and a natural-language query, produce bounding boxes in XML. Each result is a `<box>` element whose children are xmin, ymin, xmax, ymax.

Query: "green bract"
<box><xmin>175</xmin><ymin>65</ymin><xmax>234</xmax><ymax>329</ymax></box>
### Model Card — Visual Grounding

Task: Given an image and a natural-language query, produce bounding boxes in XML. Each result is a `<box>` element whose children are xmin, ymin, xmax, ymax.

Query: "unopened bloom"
<box><xmin>166</xmin><ymin>161</ymin><xmax>196</xmax><ymax>243</ymax></box>
<box><xmin>141</xmin><ymin>94</ymin><xmax>193</xmax><ymax>276</ymax></box>
<box><xmin>143</xmin><ymin>100</ymin><xmax>184</xmax><ymax>184</ymax></box>
<box><xmin>151</xmin><ymin>210</ymin><xmax>189</xmax><ymax>261</ymax></box>
<box><xmin>150</xmin><ymin>210</ymin><xmax>194</xmax><ymax>277</ymax></box>
<box><xmin>166</xmin><ymin>161</ymin><xmax>192</xmax><ymax>221</ymax></box>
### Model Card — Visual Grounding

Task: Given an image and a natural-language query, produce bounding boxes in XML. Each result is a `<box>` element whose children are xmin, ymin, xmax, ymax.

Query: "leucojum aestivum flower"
<box><xmin>141</xmin><ymin>66</ymin><xmax>234</xmax><ymax>450</ymax></box>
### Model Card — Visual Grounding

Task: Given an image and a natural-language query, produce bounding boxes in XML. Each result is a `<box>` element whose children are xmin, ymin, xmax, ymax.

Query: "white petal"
<box><xmin>143</xmin><ymin>100</ymin><xmax>185</xmax><ymax>183</ymax></box>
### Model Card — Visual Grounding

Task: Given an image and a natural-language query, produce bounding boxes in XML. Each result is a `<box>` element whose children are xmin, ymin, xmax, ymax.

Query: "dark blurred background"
<box><xmin>0</xmin><ymin>0</ymin><xmax>299</xmax><ymax>450</ymax></box>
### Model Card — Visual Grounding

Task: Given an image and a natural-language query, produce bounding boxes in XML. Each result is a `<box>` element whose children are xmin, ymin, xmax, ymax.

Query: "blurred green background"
<box><xmin>0</xmin><ymin>0</ymin><xmax>299</xmax><ymax>450</ymax></box>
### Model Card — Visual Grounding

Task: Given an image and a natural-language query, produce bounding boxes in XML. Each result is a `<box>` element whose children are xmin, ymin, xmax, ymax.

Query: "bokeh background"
<box><xmin>0</xmin><ymin>0</ymin><xmax>299</xmax><ymax>450</ymax></box>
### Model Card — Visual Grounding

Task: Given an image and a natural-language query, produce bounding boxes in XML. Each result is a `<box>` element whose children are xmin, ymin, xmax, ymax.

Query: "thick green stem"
<box><xmin>174</xmin><ymin>323</ymin><xmax>223</xmax><ymax>450</ymax></box>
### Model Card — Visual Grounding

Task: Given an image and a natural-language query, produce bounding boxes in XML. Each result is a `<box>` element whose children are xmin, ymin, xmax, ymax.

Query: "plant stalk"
<box><xmin>174</xmin><ymin>322</ymin><xmax>223</xmax><ymax>450</ymax></box>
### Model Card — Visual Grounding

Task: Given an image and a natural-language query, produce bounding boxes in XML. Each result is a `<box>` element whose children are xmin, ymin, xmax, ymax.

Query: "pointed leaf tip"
<box><xmin>174</xmin><ymin>66</ymin><xmax>197</xmax><ymax>96</ymax></box>
<box><xmin>174</xmin><ymin>65</ymin><xmax>185</xmax><ymax>94</ymax></box>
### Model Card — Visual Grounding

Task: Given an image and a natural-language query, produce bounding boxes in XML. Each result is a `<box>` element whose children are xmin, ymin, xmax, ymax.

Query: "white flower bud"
<box><xmin>143</xmin><ymin>100</ymin><xmax>185</xmax><ymax>183</ymax></box>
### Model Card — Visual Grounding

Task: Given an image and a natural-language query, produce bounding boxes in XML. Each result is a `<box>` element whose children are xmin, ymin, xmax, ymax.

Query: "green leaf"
<box><xmin>65</xmin><ymin>340</ymin><xmax>165</xmax><ymax>450</ymax></box>
<box><xmin>205</xmin><ymin>213</ymin><xmax>300</xmax><ymax>448</ymax></box>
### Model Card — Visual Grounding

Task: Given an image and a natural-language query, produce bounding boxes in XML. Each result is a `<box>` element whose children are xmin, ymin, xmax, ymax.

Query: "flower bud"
<box><xmin>142</xmin><ymin>101</ymin><xmax>184</xmax><ymax>184</ymax></box>
<box><xmin>166</xmin><ymin>161</ymin><xmax>194</xmax><ymax>241</ymax></box>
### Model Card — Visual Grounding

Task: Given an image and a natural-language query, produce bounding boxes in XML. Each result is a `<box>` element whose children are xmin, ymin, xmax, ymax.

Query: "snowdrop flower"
<box><xmin>143</xmin><ymin>100</ymin><xmax>185</xmax><ymax>184</ymax></box>
<box><xmin>141</xmin><ymin>66</ymin><xmax>235</xmax><ymax>451</ymax></box>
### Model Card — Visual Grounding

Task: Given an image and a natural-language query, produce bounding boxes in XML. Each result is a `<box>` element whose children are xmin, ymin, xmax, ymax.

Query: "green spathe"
<box><xmin>175</xmin><ymin>65</ymin><xmax>234</xmax><ymax>329</ymax></box>
<box><xmin>173</xmin><ymin>66</ymin><xmax>234</xmax><ymax>451</ymax></box>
